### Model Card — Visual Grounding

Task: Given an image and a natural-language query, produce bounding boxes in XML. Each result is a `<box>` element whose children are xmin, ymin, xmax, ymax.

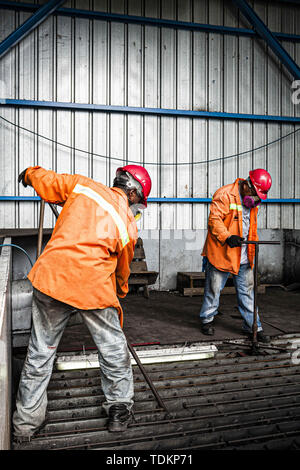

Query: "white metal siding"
<box><xmin>0</xmin><ymin>0</ymin><xmax>299</xmax><ymax>229</ymax></box>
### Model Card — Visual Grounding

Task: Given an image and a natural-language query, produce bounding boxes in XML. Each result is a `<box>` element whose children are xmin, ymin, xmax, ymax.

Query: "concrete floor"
<box><xmin>57</xmin><ymin>287</ymin><xmax>300</xmax><ymax>352</ymax></box>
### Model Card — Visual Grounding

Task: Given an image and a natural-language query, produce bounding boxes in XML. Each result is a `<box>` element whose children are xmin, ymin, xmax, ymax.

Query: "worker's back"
<box><xmin>24</xmin><ymin>167</ymin><xmax>138</xmax><ymax>322</ymax></box>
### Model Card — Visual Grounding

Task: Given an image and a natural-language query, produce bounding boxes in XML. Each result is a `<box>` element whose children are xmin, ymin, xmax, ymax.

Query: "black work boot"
<box><xmin>201</xmin><ymin>322</ymin><xmax>215</xmax><ymax>336</ymax></box>
<box><xmin>245</xmin><ymin>331</ymin><xmax>270</xmax><ymax>344</ymax></box>
<box><xmin>257</xmin><ymin>331</ymin><xmax>271</xmax><ymax>343</ymax></box>
<box><xmin>108</xmin><ymin>404</ymin><xmax>132</xmax><ymax>432</ymax></box>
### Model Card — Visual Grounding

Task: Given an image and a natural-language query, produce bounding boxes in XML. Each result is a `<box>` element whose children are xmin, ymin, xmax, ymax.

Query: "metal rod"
<box><xmin>241</xmin><ymin>241</ymin><xmax>281</xmax><ymax>244</ymax></box>
<box><xmin>241</xmin><ymin>240</ymin><xmax>281</xmax><ymax>353</ymax></box>
<box><xmin>253</xmin><ymin>243</ymin><xmax>259</xmax><ymax>345</ymax></box>
<box><xmin>3</xmin><ymin>98</ymin><xmax>300</xmax><ymax>123</ymax></box>
<box><xmin>127</xmin><ymin>341</ymin><xmax>169</xmax><ymax>413</ymax></box>
<box><xmin>37</xmin><ymin>199</ymin><xmax>45</xmax><ymax>258</ymax></box>
<box><xmin>48</xmin><ymin>202</ymin><xmax>60</xmax><ymax>219</ymax></box>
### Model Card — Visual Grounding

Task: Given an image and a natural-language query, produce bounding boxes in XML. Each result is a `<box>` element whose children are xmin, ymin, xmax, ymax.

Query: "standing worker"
<box><xmin>199</xmin><ymin>169</ymin><xmax>272</xmax><ymax>342</ymax></box>
<box><xmin>13</xmin><ymin>164</ymin><xmax>151</xmax><ymax>442</ymax></box>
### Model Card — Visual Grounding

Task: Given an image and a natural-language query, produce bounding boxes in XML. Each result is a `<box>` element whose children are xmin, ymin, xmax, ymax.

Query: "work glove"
<box><xmin>18</xmin><ymin>168</ymin><xmax>29</xmax><ymax>187</ymax></box>
<box><xmin>226</xmin><ymin>235</ymin><xmax>244</xmax><ymax>248</ymax></box>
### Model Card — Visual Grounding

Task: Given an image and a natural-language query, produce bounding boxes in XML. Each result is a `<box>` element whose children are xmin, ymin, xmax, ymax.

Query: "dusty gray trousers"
<box><xmin>13</xmin><ymin>287</ymin><xmax>134</xmax><ymax>436</ymax></box>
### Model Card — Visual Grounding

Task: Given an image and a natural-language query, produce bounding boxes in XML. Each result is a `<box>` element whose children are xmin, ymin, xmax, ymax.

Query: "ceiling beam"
<box><xmin>232</xmin><ymin>0</ymin><xmax>300</xmax><ymax>80</ymax></box>
<box><xmin>0</xmin><ymin>0</ymin><xmax>65</xmax><ymax>59</ymax></box>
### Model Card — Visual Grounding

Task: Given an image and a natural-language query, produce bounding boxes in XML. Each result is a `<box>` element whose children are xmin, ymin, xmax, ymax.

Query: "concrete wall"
<box><xmin>284</xmin><ymin>229</ymin><xmax>300</xmax><ymax>283</ymax></box>
<box><xmin>0</xmin><ymin>239</ymin><xmax>12</xmax><ymax>450</ymax></box>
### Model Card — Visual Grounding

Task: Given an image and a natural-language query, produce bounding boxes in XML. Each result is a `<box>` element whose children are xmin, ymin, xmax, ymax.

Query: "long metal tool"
<box><xmin>241</xmin><ymin>240</ymin><xmax>281</xmax><ymax>354</ymax></box>
<box><xmin>37</xmin><ymin>199</ymin><xmax>45</xmax><ymax>258</ymax></box>
<box><xmin>127</xmin><ymin>341</ymin><xmax>169</xmax><ymax>413</ymax></box>
<box><xmin>47</xmin><ymin>201</ymin><xmax>169</xmax><ymax>414</ymax></box>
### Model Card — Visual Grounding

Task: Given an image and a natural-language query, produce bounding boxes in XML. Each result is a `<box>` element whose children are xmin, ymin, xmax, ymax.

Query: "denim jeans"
<box><xmin>13</xmin><ymin>287</ymin><xmax>134</xmax><ymax>437</ymax></box>
<box><xmin>199</xmin><ymin>260</ymin><xmax>262</xmax><ymax>333</ymax></box>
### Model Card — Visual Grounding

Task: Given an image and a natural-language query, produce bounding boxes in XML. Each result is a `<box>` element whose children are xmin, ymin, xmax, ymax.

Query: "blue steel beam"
<box><xmin>1</xmin><ymin>1</ymin><xmax>300</xmax><ymax>42</ymax></box>
<box><xmin>232</xmin><ymin>0</ymin><xmax>300</xmax><ymax>80</ymax></box>
<box><xmin>0</xmin><ymin>196</ymin><xmax>299</xmax><ymax>203</ymax></box>
<box><xmin>0</xmin><ymin>0</ymin><xmax>65</xmax><ymax>59</ymax></box>
<box><xmin>1</xmin><ymin>98</ymin><xmax>300</xmax><ymax>123</ymax></box>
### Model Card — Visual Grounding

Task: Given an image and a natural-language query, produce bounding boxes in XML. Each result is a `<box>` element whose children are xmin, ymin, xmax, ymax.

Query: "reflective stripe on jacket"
<box><xmin>25</xmin><ymin>166</ymin><xmax>138</xmax><ymax>327</ymax></box>
<box><xmin>201</xmin><ymin>178</ymin><xmax>258</xmax><ymax>275</ymax></box>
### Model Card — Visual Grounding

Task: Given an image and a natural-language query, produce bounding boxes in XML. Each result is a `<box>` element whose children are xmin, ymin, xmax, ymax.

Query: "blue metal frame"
<box><xmin>0</xmin><ymin>0</ymin><xmax>65</xmax><ymax>59</ymax></box>
<box><xmin>1</xmin><ymin>1</ymin><xmax>300</xmax><ymax>42</ymax></box>
<box><xmin>0</xmin><ymin>196</ymin><xmax>299</xmax><ymax>203</ymax></box>
<box><xmin>1</xmin><ymin>98</ymin><xmax>300</xmax><ymax>124</ymax></box>
<box><xmin>232</xmin><ymin>0</ymin><xmax>300</xmax><ymax>80</ymax></box>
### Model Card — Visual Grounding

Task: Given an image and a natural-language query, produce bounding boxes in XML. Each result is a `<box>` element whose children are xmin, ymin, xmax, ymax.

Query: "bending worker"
<box><xmin>13</xmin><ymin>164</ymin><xmax>151</xmax><ymax>442</ymax></box>
<box><xmin>199</xmin><ymin>169</ymin><xmax>272</xmax><ymax>342</ymax></box>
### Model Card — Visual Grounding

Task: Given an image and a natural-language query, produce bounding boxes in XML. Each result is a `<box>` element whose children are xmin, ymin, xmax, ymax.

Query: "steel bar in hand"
<box><xmin>127</xmin><ymin>341</ymin><xmax>169</xmax><ymax>413</ymax></box>
<box><xmin>37</xmin><ymin>199</ymin><xmax>45</xmax><ymax>258</ymax></box>
<box><xmin>241</xmin><ymin>240</ymin><xmax>281</xmax><ymax>352</ymax></box>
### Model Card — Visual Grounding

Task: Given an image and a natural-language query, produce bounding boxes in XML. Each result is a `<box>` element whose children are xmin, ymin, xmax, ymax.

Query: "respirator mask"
<box><xmin>242</xmin><ymin>178</ymin><xmax>261</xmax><ymax>208</ymax></box>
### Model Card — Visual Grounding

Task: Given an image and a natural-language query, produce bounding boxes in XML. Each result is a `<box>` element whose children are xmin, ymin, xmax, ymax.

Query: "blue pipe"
<box><xmin>1</xmin><ymin>196</ymin><xmax>299</xmax><ymax>203</ymax></box>
<box><xmin>0</xmin><ymin>244</ymin><xmax>34</xmax><ymax>267</ymax></box>
<box><xmin>0</xmin><ymin>0</ymin><xmax>65</xmax><ymax>59</ymax></box>
<box><xmin>1</xmin><ymin>98</ymin><xmax>300</xmax><ymax>123</ymax></box>
<box><xmin>1</xmin><ymin>1</ymin><xmax>300</xmax><ymax>42</ymax></box>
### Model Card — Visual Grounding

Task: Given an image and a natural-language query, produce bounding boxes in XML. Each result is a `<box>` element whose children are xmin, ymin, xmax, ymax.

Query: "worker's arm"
<box><xmin>208</xmin><ymin>192</ymin><xmax>232</xmax><ymax>245</ymax></box>
<box><xmin>20</xmin><ymin>166</ymin><xmax>79</xmax><ymax>204</ymax></box>
<box><xmin>115</xmin><ymin>240</ymin><xmax>136</xmax><ymax>298</ymax></box>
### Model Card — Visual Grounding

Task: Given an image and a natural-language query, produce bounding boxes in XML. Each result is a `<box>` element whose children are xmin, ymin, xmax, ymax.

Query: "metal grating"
<box><xmin>13</xmin><ymin>335</ymin><xmax>300</xmax><ymax>451</ymax></box>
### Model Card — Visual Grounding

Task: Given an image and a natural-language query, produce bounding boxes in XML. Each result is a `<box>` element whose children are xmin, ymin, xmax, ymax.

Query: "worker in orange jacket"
<box><xmin>199</xmin><ymin>169</ymin><xmax>272</xmax><ymax>342</ymax></box>
<box><xmin>13</xmin><ymin>164</ymin><xmax>152</xmax><ymax>443</ymax></box>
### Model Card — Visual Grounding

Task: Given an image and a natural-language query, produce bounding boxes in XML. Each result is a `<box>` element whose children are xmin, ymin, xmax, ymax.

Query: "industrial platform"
<box><xmin>12</xmin><ymin>287</ymin><xmax>300</xmax><ymax>451</ymax></box>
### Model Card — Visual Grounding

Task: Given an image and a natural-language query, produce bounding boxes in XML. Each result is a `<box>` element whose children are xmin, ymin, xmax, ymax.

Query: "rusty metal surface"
<box><xmin>13</xmin><ymin>335</ymin><xmax>300</xmax><ymax>451</ymax></box>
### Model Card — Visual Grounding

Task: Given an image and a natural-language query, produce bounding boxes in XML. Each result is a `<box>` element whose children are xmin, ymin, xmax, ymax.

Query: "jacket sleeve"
<box><xmin>115</xmin><ymin>240</ymin><xmax>135</xmax><ymax>298</ymax></box>
<box><xmin>24</xmin><ymin>166</ymin><xmax>79</xmax><ymax>204</ymax></box>
<box><xmin>208</xmin><ymin>192</ymin><xmax>232</xmax><ymax>245</ymax></box>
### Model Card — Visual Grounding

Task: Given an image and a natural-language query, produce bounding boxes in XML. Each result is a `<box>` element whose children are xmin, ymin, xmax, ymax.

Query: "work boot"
<box><xmin>245</xmin><ymin>331</ymin><xmax>270</xmax><ymax>344</ymax></box>
<box><xmin>257</xmin><ymin>332</ymin><xmax>271</xmax><ymax>343</ymax></box>
<box><xmin>13</xmin><ymin>414</ymin><xmax>49</xmax><ymax>444</ymax></box>
<box><xmin>201</xmin><ymin>322</ymin><xmax>215</xmax><ymax>336</ymax></box>
<box><xmin>107</xmin><ymin>404</ymin><xmax>132</xmax><ymax>432</ymax></box>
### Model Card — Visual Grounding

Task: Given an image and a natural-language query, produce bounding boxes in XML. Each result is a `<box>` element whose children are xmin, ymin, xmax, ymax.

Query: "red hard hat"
<box><xmin>117</xmin><ymin>164</ymin><xmax>152</xmax><ymax>207</ymax></box>
<box><xmin>249</xmin><ymin>169</ymin><xmax>272</xmax><ymax>200</ymax></box>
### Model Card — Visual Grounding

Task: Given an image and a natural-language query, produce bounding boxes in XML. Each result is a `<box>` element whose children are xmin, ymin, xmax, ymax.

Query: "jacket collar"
<box><xmin>111</xmin><ymin>186</ymin><xmax>130</xmax><ymax>206</ymax></box>
<box><xmin>230</xmin><ymin>178</ymin><xmax>245</xmax><ymax>197</ymax></box>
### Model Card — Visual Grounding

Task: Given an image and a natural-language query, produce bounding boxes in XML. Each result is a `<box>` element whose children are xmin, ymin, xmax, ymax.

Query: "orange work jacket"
<box><xmin>202</xmin><ymin>178</ymin><xmax>259</xmax><ymax>275</ymax></box>
<box><xmin>25</xmin><ymin>166</ymin><xmax>138</xmax><ymax>327</ymax></box>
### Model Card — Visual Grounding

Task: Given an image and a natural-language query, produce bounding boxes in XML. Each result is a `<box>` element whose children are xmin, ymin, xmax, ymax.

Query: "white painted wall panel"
<box><xmin>0</xmin><ymin>0</ymin><xmax>299</xmax><ymax>231</ymax></box>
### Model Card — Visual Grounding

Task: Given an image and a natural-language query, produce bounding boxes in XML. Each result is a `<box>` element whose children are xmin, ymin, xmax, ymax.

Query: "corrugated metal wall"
<box><xmin>0</xmin><ymin>0</ymin><xmax>299</xmax><ymax>230</ymax></box>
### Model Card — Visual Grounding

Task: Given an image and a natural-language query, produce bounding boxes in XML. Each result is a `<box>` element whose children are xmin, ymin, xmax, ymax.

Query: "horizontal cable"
<box><xmin>1</xmin><ymin>113</ymin><xmax>300</xmax><ymax>167</ymax></box>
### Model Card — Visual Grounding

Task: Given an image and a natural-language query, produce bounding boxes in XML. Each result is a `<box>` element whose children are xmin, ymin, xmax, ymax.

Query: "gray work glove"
<box><xmin>226</xmin><ymin>235</ymin><xmax>244</xmax><ymax>248</ymax></box>
<box><xmin>18</xmin><ymin>168</ymin><xmax>29</xmax><ymax>187</ymax></box>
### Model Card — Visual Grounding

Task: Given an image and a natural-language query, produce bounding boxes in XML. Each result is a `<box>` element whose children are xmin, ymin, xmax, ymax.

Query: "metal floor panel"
<box><xmin>13</xmin><ymin>334</ymin><xmax>300</xmax><ymax>451</ymax></box>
